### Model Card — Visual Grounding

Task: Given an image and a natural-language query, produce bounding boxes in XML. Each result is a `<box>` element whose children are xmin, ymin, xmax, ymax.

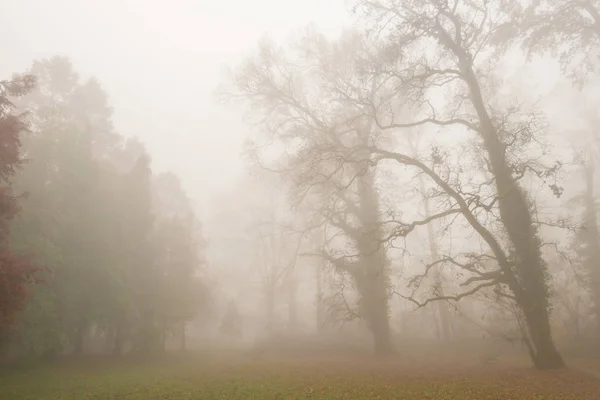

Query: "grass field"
<box><xmin>1</xmin><ymin>352</ymin><xmax>599</xmax><ymax>399</ymax></box>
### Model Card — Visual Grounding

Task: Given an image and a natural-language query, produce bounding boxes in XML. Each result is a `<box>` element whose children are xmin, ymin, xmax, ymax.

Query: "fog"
<box><xmin>2</xmin><ymin>0</ymin><xmax>600</xmax><ymax>398</ymax></box>
<box><xmin>1</xmin><ymin>0</ymin><xmax>349</xmax><ymax>211</ymax></box>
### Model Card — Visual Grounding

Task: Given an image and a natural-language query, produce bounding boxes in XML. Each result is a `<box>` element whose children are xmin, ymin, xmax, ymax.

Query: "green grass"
<box><xmin>1</xmin><ymin>354</ymin><xmax>599</xmax><ymax>399</ymax></box>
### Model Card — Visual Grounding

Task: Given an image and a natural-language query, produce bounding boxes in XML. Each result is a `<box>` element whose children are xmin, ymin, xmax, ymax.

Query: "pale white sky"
<box><xmin>0</xmin><ymin>0</ymin><xmax>351</xmax><ymax>217</ymax></box>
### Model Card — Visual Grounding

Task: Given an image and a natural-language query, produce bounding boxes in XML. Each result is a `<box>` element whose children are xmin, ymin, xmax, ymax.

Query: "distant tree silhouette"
<box><xmin>0</xmin><ymin>74</ymin><xmax>43</xmax><ymax>356</ymax></box>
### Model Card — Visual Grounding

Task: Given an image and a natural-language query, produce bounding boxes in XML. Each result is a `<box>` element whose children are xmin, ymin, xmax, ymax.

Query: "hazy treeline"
<box><xmin>0</xmin><ymin>57</ymin><xmax>210</xmax><ymax>360</ymax></box>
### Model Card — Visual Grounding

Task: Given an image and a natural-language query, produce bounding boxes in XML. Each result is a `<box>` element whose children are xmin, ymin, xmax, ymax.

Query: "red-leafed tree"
<box><xmin>0</xmin><ymin>74</ymin><xmax>42</xmax><ymax>354</ymax></box>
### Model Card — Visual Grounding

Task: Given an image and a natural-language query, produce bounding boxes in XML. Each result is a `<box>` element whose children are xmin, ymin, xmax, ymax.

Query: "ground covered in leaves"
<box><xmin>1</xmin><ymin>353</ymin><xmax>599</xmax><ymax>399</ymax></box>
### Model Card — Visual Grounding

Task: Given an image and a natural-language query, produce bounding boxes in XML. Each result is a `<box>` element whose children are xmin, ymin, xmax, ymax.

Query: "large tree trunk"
<box><xmin>355</xmin><ymin>167</ymin><xmax>393</xmax><ymax>356</ymax></box>
<box><xmin>357</xmin><ymin>271</ymin><xmax>392</xmax><ymax>355</ymax></box>
<box><xmin>523</xmin><ymin>306</ymin><xmax>565</xmax><ymax>369</ymax></box>
<box><xmin>460</xmin><ymin>61</ymin><xmax>565</xmax><ymax>369</ymax></box>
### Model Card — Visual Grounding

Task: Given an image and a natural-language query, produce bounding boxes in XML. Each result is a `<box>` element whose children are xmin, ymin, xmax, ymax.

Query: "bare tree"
<box><xmin>504</xmin><ymin>0</ymin><xmax>600</xmax><ymax>83</ymax></box>
<box><xmin>221</xmin><ymin>30</ymin><xmax>395</xmax><ymax>355</ymax></box>
<box><xmin>349</xmin><ymin>0</ymin><xmax>566</xmax><ymax>369</ymax></box>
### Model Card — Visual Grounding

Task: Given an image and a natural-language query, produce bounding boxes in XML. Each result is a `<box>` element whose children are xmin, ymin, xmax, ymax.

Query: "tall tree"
<box><xmin>120</xmin><ymin>154</ymin><xmax>158</xmax><ymax>354</ymax></box>
<box><xmin>9</xmin><ymin>57</ymin><xmax>119</xmax><ymax>357</ymax></box>
<box><xmin>0</xmin><ymin>73</ymin><xmax>42</xmax><ymax>356</ymax></box>
<box><xmin>223</xmin><ymin>30</ymin><xmax>394</xmax><ymax>355</ymax></box>
<box><xmin>350</xmin><ymin>0</ymin><xmax>565</xmax><ymax>369</ymax></box>
<box><xmin>152</xmin><ymin>173</ymin><xmax>208</xmax><ymax>351</ymax></box>
<box><xmin>7</xmin><ymin>57</ymin><xmax>206</xmax><ymax>359</ymax></box>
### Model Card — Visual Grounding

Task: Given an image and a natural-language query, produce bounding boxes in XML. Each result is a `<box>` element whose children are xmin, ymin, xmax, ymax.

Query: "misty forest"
<box><xmin>2</xmin><ymin>0</ymin><xmax>600</xmax><ymax>399</ymax></box>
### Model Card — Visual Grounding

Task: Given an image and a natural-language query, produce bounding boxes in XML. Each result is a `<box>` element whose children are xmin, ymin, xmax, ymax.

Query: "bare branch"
<box><xmin>393</xmin><ymin>280</ymin><xmax>499</xmax><ymax>309</ymax></box>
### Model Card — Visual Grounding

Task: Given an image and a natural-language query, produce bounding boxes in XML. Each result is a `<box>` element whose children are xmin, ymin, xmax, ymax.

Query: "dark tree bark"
<box><xmin>460</xmin><ymin>60</ymin><xmax>564</xmax><ymax>368</ymax></box>
<box><xmin>354</xmin><ymin>167</ymin><xmax>392</xmax><ymax>356</ymax></box>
